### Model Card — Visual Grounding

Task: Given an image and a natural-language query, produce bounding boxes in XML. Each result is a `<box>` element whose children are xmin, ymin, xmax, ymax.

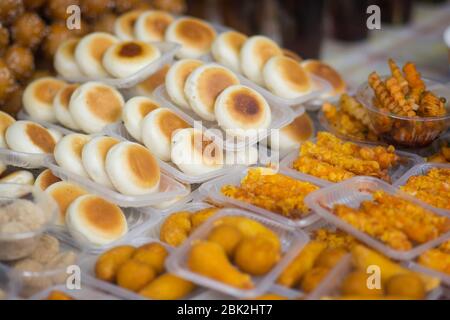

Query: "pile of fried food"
<box><xmin>428</xmin><ymin>140</ymin><xmax>450</xmax><ymax>163</ymax></box>
<box><xmin>292</xmin><ymin>132</ymin><xmax>399</xmax><ymax>183</ymax></box>
<box><xmin>367</xmin><ymin>59</ymin><xmax>448</xmax><ymax>146</ymax></box>
<box><xmin>418</xmin><ymin>240</ymin><xmax>450</xmax><ymax>276</ymax></box>
<box><xmin>95</xmin><ymin>241</ymin><xmax>196</xmax><ymax>300</ymax></box>
<box><xmin>159</xmin><ymin>207</ymin><xmax>219</xmax><ymax>247</ymax></box>
<box><xmin>322</xmin><ymin>94</ymin><xmax>379</xmax><ymax>142</ymax></box>
<box><xmin>400</xmin><ymin>167</ymin><xmax>450</xmax><ymax>210</ymax></box>
<box><xmin>221</xmin><ymin>167</ymin><xmax>319</xmax><ymax>220</ymax></box>
<box><xmin>187</xmin><ymin>216</ymin><xmax>282</xmax><ymax>289</ymax></box>
<box><xmin>323</xmin><ymin>245</ymin><xmax>439</xmax><ymax>300</ymax></box>
<box><xmin>332</xmin><ymin>190</ymin><xmax>450</xmax><ymax>251</ymax></box>
<box><xmin>277</xmin><ymin>229</ymin><xmax>357</xmax><ymax>293</ymax></box>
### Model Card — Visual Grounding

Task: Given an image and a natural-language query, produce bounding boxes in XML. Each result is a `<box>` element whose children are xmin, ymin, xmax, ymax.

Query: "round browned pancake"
<box><xmin>59</xmin><ymin>84</ymin><xmax>79</xmax><ymax>109</ymax></box>
<box><xmin>273</xmin><ymin>57</ymin><xmax>311</xmax><ymax>92</ymax></box>
<box><xmin>191</xmin><ymin>131</ymin><xmax>223</xmax><ymax>165</ymax></box>
<box><xmin>89</xmin><ymin>35</ymin><xmax>118</xmax><ymax>64</ymax></box>
<box><xmin>302</xmin><ymin>60</ymin><xmax>346</xmax><ymax>95</ymax></box>
<box><xmin>137</xmin><ymin>64</ymin><xmax>169</xmax><ymax>94</ymax></box>
<box><xmin>86</xmin><ymin>86</ymin><xmax>123</xmax><ymax>123</ymax></box>
<box><xmin>126</xmin><ymin>144</ymin><xmax>160</xmax><ymax>188</ymax></box>
<box><xmin>174</xmin><ymin>18</ymin><xmax>215</xmax><ymax>51</ymax></box>
<box><xmin>157</xmin><ymin>109</ymin><xmax>190</xmax><ymax>140</ymax></box>
<box><xmin>36</xmin><ymin>169</ymin><xmax>61</xmax><ymax>191</ymax></box>
<box><xmin>282</xmin><ymin>113</ymin><xmax>314</xmax><ymax>142</ymax></box>
<box><xmin>25</xmin><ymin>122</ymin><xmax>56</xmax><ymax>153</ymax></box>
<box><xmin>116</xmin><ymin>10</ymin><xmax>144</xmax><ymax>39</ymax></box>
<box><xmin>222</xmin><ymin>31</ymin><xmax>247</xmax><ymax>56</ymax></box>
<box><xmin>0</xmin><ymin>111</ymin><xmax>15</xmax><ymax>138</ymax></box>
<box><xmin>34</xmin><ymin>78</ymin><xmax>66</xmax><ymax>106</ymax></box>
<box><xmin>137</xmin><ymin>11</ymin><xmax>174</xmax><ymax>41</ymax></box>
<box><xmin>282</xmin><ymin>48</ymin><xmax>302</xmax><ymax>62</ymax></box>
<box><xmin>112</xmin><ymin>41</ymin><xmax>159</xmax><ymax>62</ymax></box>
<box><xmin>46</xmin><ymin>181</ymin><xmax>87</xmax><ymax>223</ymax></box>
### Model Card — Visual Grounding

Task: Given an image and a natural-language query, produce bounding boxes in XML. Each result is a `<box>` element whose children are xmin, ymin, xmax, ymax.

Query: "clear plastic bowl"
<box><xmin>393</xmin><ymin>162</ymin><xmax>450</xmax><ymax>215</ymax></box>
<box><xmin>356</xmin><ymin>78</ymin><xmax>450</xmax><ymax>148</ymax></box>
<box><xmin>165</xmin><ymin>208</ymin><xmax>309</xmax><ymax>298</ymax></box>
<box><xmin>79</xmin><ymin>237</ymin><xmax>206</xmax><ymax>300</ymax></box>
<box><xmin>198</xmin><ymin>167</ymin><xmax>329</xmax><ymax>228</ymax></box>
<box><xmin>306</xmin><ymin>254</ymin><xmax>443</xmax><ymax>300</ymax></box>
<box><xmin>29</xmin><ymin>284</ymin><xmax>121</xmax><ymax>300</ymax></box>
<box><xmin>10</xmin><ymin>234</ymin><xmax>83</xmax><ymax>298</ymax></box>
<box><xmin>57</xmin><ymin>42</ymin><xmax>180</xmax><ymax>89</ymax></box>
<box><xmin>0</xmin><ymin>184</ymin><xmax>57</xmax><ymax>261</ymax></box>
<box><xmin>279</xmin><ymin>141</ymin><xmax>424</xmax><ymax>186</ymax></box>
<box><xmin>153</xmin><ymin>83</ymin><xmax>296</xmax><ymax>152</ymax></box>
<box><xmin>304</xmin><ymin>176</ymin><xmax>450</xmax><ymax>261</ymax></box>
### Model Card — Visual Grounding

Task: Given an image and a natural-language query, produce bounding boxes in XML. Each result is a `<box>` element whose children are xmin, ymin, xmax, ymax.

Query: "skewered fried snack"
<box><xmin>332</xmin><ymin>191</ymin><xmax>450</xmax><ymax>251</ymax></box>
<box><xmin>221</xmin><ymin>167</ymin><xmax>319</xmax><ymax>219</ymax></box>
<box><xmin>400</xmin><ymin>168</ymin><xmax>450</xmax><ymax>210</ymax></box>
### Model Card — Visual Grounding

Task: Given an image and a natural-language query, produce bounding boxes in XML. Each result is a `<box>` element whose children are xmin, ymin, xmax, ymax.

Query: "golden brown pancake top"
<box><xmin>60</xmin><ymin>84</ymin><xmax>79</xmax><ymax>109</ymax></box>
<box><xmin>49</xmin><ymin>183</ymin><xmax>87</xmax><ymax>218</ymax></box>
<box><xmin>175</xmin><ymin>60</ymin><xmax>203</xmax><ymax>92</ymax></box>
<box><xmin>223</xmin><ymin>31</ymin><xmax>247</xmax><ymax>55</ymax></box>
<box><xmin>79</xmin><ymin>196</ymin><xmax>125</xmax><ymax>236</ymax></box>
<box><xmin>175</xmin><ymin>18</ymin><xmax>216</xmax><ymax>51</ymax></box>
<box><xmin>275</xmin><ymin>57</ymin><xmax>311</xmax><ymax>92</ymax></box>
<box><xmin>139</xmin><ymin>101</ymin><xmax>159</xmax><ymax>117</ymax></box>
<box><xmin>71</xmin><ymin>135</ymin><xmax>90</xmax><ymax>158</ymax></box>
<box><xmin>115</xmin><ymin>41</ymin><xmax>158</xmax><ymax>61</ymax></box>
<box><xmin>282</xmin><ymin>113</ymin><xmax>314</xmax><ymax>142</ymax></box>
<box><xmin>26</xmin><ymin>123</ymin><xmax>56</xmax><ymax>153</ymax></box>
<box><xmin>126</xmin><ymin>144</ymin><xmax>160</xmax><ymax>188</ymax></box>
<box><xmin>63</xmin><ymin>38</ymin><xmax>79</xmax><ymax>58</ymax></box>
<box><xmin>90</xmin><ymin>35</ymin><xmax>117</xmax><ymax>62</ymax></box>
<box><xmin>303</xmin><ymin>60</ymin><xmax>346</xmax><ymax>94</ymax></box>
<box><xmin>86</xmin><ymin>86</ymin><xmax>123</xmax><ymax>122</ymax></box>
<box><xmin>144</xmin><ymin>12</ymin><xmax>174</xmax><ymax>40</ymax></box>
<box><xmin>192</xmin><ymin>132</ymin><xmax>223</xmax><ymax>164</ymax></box>
<box><xmin>38</xmin><ymin>169</ymin><xmax>61</xmax><ymax>190</ymax></box>
<box><xmin>282</xmin><ymin>48</ymin><xmax>302</xmax><ymax>62</ymax></box>
<box><xmin>253</xmin><ymin>39</ymin><xmax>282</xmax><ymax>66</ymax></box>
<box><xmin>35</xmin><ymin>79</ymin><xmax>66</xmax><ymax>105</ymax></box>
<box><xmin>119</xmin><ymin>10</ymin><xmax>144</xmax><ymax>38</ymax></box>
<box><xmin>0</xmin><ymin>112</ymin><xmax>15</xmax><ymax>136</ymax></box>
<box><xmin>138</xmin><ymin>64</ymin><xmax>169</xmax><ymax>93</ymax></box>
<box><xmin>97</xmin><ymin>137</ymin><xmax>119</xmax><ymax>161</ymax></box>
<box><xmin>157</xmin><ymin>109</ymin><xmax>190</xmax><ymax>140</ymax></box>
<box><xmin>225</xmin><ymin>87</ymin><xmax>266</xmax><ymax>126</ymax></box>
<box><xmin>197</xmin><ymin>67</ymin><xmax>239</xmax><ymax>113</ymax></box>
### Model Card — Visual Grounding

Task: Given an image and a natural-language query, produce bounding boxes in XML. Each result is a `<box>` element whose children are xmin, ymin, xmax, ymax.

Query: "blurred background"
<box><xmin>1</xmin><ymin>0</ymin><xmax>450</xmax><ymax>115</ymax></box>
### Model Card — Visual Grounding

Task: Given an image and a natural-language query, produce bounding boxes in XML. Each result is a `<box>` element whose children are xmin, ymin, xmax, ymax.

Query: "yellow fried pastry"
<box><xmin>116</xmin><ymin>260</ymin><xmax>156</xmax><ymax>292</ymax></box>
<box><xmin>300</xmin><ymin>267</ymin><xmax>330</xmax><ymax>293</ymax></box>
<box><xmin>190</xmin><ymin>208</ymin><xmax>219</xmax><ymax>229</ymax></box>
<box><xmin>132</xmin><ymin>243</ymin><xmax>168</xmax><ymax>275</ymax></box>
<box><xmin>139</xmin><ymin>273</ymin><xmax>196</xmax><ymax>300</ymax></box>
<box><xmin>187</xmin><ymin>240</ymin><xmax>253</xmax><ymax>289</ymax></box>
<box><xmin>207</xmin><ymin>224</ymin><xmax>243</xmax><ymax>257</ymax></box>
<box><xmin>95</xmin><ymin>245</ymin><xmax>136</xmax><ymax>282</ymax></box>
<box><xmin>159</xmin><ymin>211</ymin><xmax>192</xmax><ymax>247</ymax></box>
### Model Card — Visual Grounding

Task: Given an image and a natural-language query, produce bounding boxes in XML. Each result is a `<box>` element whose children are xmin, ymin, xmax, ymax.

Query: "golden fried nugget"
<box><xmin>132</xmin><ymin>242</ymin><xmax>168</xmax><ymax>275</ymax></box>
<box><xmin>207</xmin><ymin>225</ymin><xmax>243</xmax><ymax>257</ymax></box>
<box><xmin>139</xmin><ymin>273</ymin><xmax>196</xmax><ymax>300</ymax></box>
<box><xmin>190</xmin><ymin>208</ymin><xmax>219</xmax><ymax>229</ymax></box>
<box><xmin>95</xmin><ymin>245</ymin><xmax>136</xmax><ymax>282</ymax></box>
<box><xmin>116</xmin><ymin>260</ymin><xmax>156</xmax><ymax>292</ymax></box>
<box><xmin>159</xmin><ymin>211</ymin><xmax>192</xmax><ymax>247</ymax></box>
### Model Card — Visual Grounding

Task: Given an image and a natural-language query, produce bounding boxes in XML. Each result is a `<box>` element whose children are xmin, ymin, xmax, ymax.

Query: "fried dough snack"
<box><xmin>400</xmin><ymin>168</ymin><xmax>450</xmax><ymax>210</ymax></box>
<box><xmin>292</xmin><ymin>132</ymin><xmax>399</xmax><ymax>183</ymax></box>
<box><xmin>221</xmin><ymin>167</ymin><xmax>319</xmax><ymax>219</ymax></box>
<box><xmin>418</xmin><ymin>240</ymin><xmax>450</xmax><ymax>275</ymax></box>
<box><xmin>332</xmin><ymin>191</ymin><xmax>450</xmax><ymax>251</ymax></box>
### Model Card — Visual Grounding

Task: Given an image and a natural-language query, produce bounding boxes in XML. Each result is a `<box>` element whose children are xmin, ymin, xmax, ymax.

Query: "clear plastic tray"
<box><xmin>50</xmin><ymin>206</ymin><xmax>161</xmax><ymax>254</ymax></box>
<box><xmin>0</xmin><ymin>148</ymin><xmax>53</xmax><ymax>169</ymax></box>
<box><xmin>304</xmin><ymin>176</ymin><xmax>450</xmax><ymax>261</ymax></box>
<box><xmin>306</xmin><ymin>254</ymin><xmax>443</xmax><ymax>300</ymax></box>
<box><xmin>153</xmin><ymin>84</ymin><xmax>296</xmax><ymax>151</ymax></box>
<box><xmin>192</xmin><ymin>284</ymin><xmax>303</xmax><ymax>300</ymax></box>
<box><xmin>201</xmin><ymin>53</ymin><xmax>331</xmax><ymax>109</ymax></box>
<box><xmin>29</xmin><ymin>284</ymin><xmax>121</xmax><ymax>300</ymax></box>
<box><xmin>406</xmin><ymin>260</ymin><xmax>450</xmax><ymax>287</ymax></box>
<box><xmin>165</xmin><ymin>208</ymin><xmax>309</xmax><ymax>298</ymax></box>
<box><xmin>44</xmin><ymin>157</ymin><xmax>189</xmax><ymax>208</ymax></box>
<box><xmin>199</xmin><ymin>167</ymin><xmax>329</xmax><ymax>228</ymax></box>
<box><xmin>393</xmin><ymin>163</ymin><xmax>450</xmax><ymax>215</ymax></box>
<box><xmin>58</xmin><ymin>42</ymin><xmax>180</xmax><ymax>89</ymax></box>
<box><xmin>145</xmin><ymin>202</ymin><xmax>213</xmax><ymax>241</ymax></box>
<box><xmin>79</xmin><ymin>237</ymin><xmax>205</xmax><ymax>300</ymax></box>
<box><xmin>104</xmin><ymin>121</ymin><xmax>260</xmax><ymax>184</ymax></box>
<box><xmin>279</xmin><ymin>141</ymin><xmax>424</xmax><ymax>186</ymax></box>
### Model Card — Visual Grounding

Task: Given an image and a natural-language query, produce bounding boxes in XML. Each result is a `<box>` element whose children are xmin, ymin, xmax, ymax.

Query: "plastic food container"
<box><xmin>58</xmin><ymin>42</ymin><xmax>180</xmax><ymax>89</ymax></box>
<box><xmin>44</xmin><ymin>157</ymin><xmax>189</xmax><ymax>208</ymax></box>
<box><xmin>192</xmin><ymin>284</ymin><xmax>303</xmax><ymax>300</ymax></box>
<box><xmin>279</xmin><ymin>142</ymin><xmax>424</xmax><ymax>186</ymax></box>
<box><xmin>406</xmin><ymin>258</ymin><xmax>450</xmax><ymax>287</ymax></box>
<box><xmin>393</xmin><ymin>163</ymin><xmax>450</xmax><ymax>215</ymax></box>
<box><xmin>104</xmin><ymin>121</ymin><xmax>275</xmax><ymax>184</ymax></box>
<box><xmin>79</xmin><ymin>237</ymin><xmax>205</xmax><ymax>300</ymax></box>
<box><xmin>166</xmin><ymin>208</ymin><xmax>309</xmax><ymax>298</ymax></box>
<box><xmin>0</xmin><ymin>184</ymin><xmax>57</xmax><ymax>261</ymax></box>
<box><xmin>304</xmin><ymin>176</ymin><xmax>450</xmax><ymax>261</ymax></box>
<box><xmin>153</xmin><ymin>84</ymin><xmax>295</xmax><ymax>151</ymax></box>
<box><xmin>356</xmin><ymin>78</ymin><xmax>450</xmax><ymax>148</ymax></box>
<box><xmin>306</xmin><ymin>254</ymin><xmax>443</xmax><ymax>300</ymax></box>
<box><xmin>198</xmin><ymin>167</ymin><xmax>329</xmax><ymax>228</ymax></box>
<box><xmin>50</xmin><ymin>206</ymin><xmax>162</xmax><ymax>254</ymax></box>
<box><xmin>0</xmin><ymin>148</ymin><xmax>53</xmax><ymax>169</ymax></box>
<box><xmin>10</xmin><ymin>235</ymin><xmax>84</xmax><ymax>298</ymax></box>
<box><xmin>0</xmin><ymin>264</ymin><xmax>19</xmax><ymax>300</ymax></box>
<box><xmin>29</xmin><ymin>284</ymin><xmax>121</xmax><ymax>300</ymax></box>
